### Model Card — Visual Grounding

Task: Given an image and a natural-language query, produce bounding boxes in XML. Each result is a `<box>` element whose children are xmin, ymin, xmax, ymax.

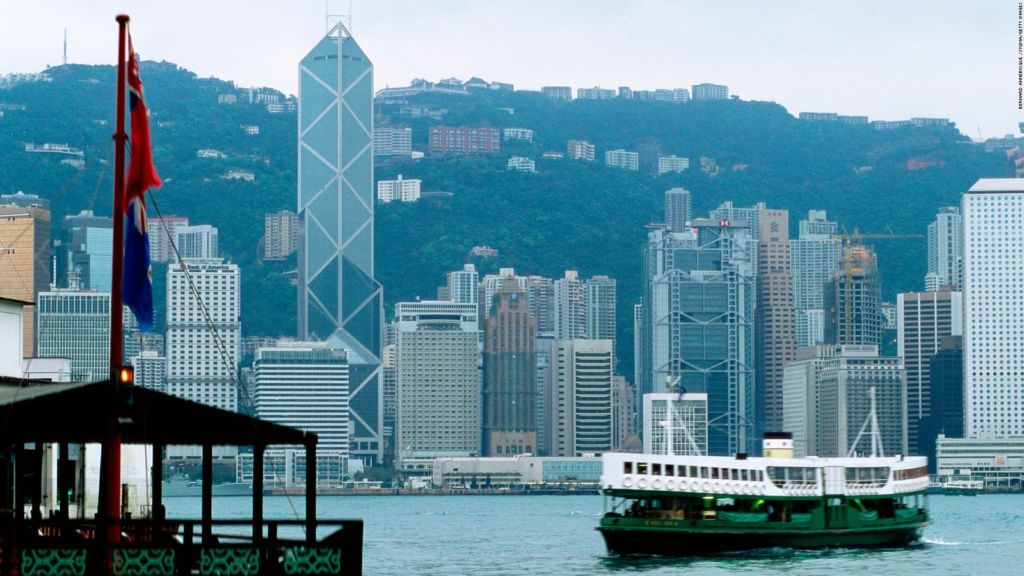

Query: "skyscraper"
<box><xmin>554</xmin><ymin>270</ymin><xmax>585</xmax><ymax>340</ymax></box>
<box><xmin>483</xmin><ymin>279</ymin><xmax>537</xmax><ymax>455</ymax></box>
<box><xmin>174</xmin><ymin>224</ymin><xmax>219</xmax><ymax>261</ymax></box>
<box><xmin>756</xmin><ymin>208</ymin><xmax>795</xmax><ymax>434</ymax></box>
<box><xmin>664</xmin><ymin>187</ymin><xmax>692</xmax><ymax>233</ymax></box>
<box><xmin>546</xmin><ymin>339</ymin><xmax>614</xmax><ymax>456</ymax></box>
<box><xmin>962</xmin><ymin>179</ymin><xmax>1024</xmax><ymax>438</ymax></box>
<box><xmin>36</xmin><ymin>290</ymin><xmax>110</xmax><ymax>381</ymax></box>
<box><xmin>166</xmin><ymin>259</ymin><xmax>240</xmax><ymax>412</ymax></box>
<box><xmin>394</xmin><ymin>301</ymin><xmax>480</xmax><ymax>472</ymax></box>
<box><xmin>640</xmin><ymin>219</ymin><xmax>756</xmax><ymax>455</ymax></box>
<box><xmin>920</xmin><ymin>336</ymin><xmax>963</xmax><ymax>470</ymax></box>
<box><xmin>263</xmin><ymin>210</ymin><xmax>299</xmax><ymax>260</ymax></box>
<box><xmin>926</xmin><ymin>206</ymin><xmax>962</xmax><ymax>291</ymax></box>
<box><xmin>824</xmin><ymin>245</ymin><xmax>882</xmax><ymax>347</ymax></box>
<box><xmin>297</xmin><ymin>23</ymin><xmax>383</xmax><ymax>463</ymax></box>
<box><xmin>56</xmin><ymin>210</ymin><xmax>112</xmax><ymax>291</ymax></box>
<box><xmin>0</xmin><ymin>203</ymin><xmax>50</xmax><ymax>356</ymax></box>
<box><xmin>585</xmin><ymin>275</ymin><xmax>617</xmax><ymax>363</ymax></box>
<box><xmin>147</xmin><ymin>215</ymin><xmax>189</xmax><ymax>263</ymax></box>
<box><xmin>897</xmin><ymin>289</ymin><xmax>962</xmax><ymax>454</ymax></box>
<box><xmin>526</xmin><ymin>275</ymin><xmax>555</xmax><ymax>335</ymax></box>
<box><xmin>445</xmin><ymin>263</ymin><xmax>479</xmax><ymax>305</ymax></box>
<box><xmin>790</xmin><ymin>210</ymin><xmax>841</xmax><ymax>347</ymax></box>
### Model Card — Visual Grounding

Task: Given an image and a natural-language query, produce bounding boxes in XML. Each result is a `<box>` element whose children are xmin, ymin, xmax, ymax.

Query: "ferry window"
<box><xmin>730</xmin><ymin>469</ymin><xmax>738</xmax><ymax>481</ymax></box>
<box><xmin>665</xmin><ymin>465</ymin><xmax>674</xmax><ymax>477</ymax></box>
<box><xmin>689</xmin><ymin>466</ymin><xmax>698</xmax><ymax>478</ymax></box>
<box><xmin>624</xmin><ymin>462</ymin><xmax>633</xmax><ymax>474</ymax></box>
<box><xmin>637</xmin><ymin>462</ymin><xmax>649</xmax><ymax>475</ymax></box>
<box><xmin>700</xmin><ymin>467</ymin><xmax>708</xmax><ymax>478</ymax></box>
<box><xmin>711</xmin><ymin>468</ymin><xmax>720</xmax><ymax>479</ymax></box>
<box><xmin>741</xmin><ymin>469</ymin><xmax>748</xmax><ymax>482</ymax></box>
<box><xmin>653</xmin><ymin>463</ymin><xmax>662</xmax><ymax>476</ymax></box>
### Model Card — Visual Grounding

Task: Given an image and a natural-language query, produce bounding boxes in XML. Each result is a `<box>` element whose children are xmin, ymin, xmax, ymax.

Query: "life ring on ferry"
<box><xmin>622</xmin><ymin>477</ymin><xmax>633</xmax><ymax>488</ymax></box>
<box><xmin>652</xmin><ymin>479</ymin><xmax>663</xmax><ymax>490</ymax></box>
<box><xmin>666</xmin><ymin>480</ymin><xmax>676</xmax><ymax>490</ymax></box>
<box><xmin>638</xmin><ymin>478</ymin><xmax>648</xmax><ymax>489</ymax></box>
<box><xmin>680</xmin><ymin>481</ymin><xmax>690</xmax><ymax>491</ymax></box>
<box><xmin>702</xmin><ymin>481</ymin><xmax>710</xmax><ymax>492</ymax></box>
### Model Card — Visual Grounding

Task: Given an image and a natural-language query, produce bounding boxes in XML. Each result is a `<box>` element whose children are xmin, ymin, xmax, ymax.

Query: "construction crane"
<box><xmin>830</xmin><ymin>227</ymin><xmax>924</xmax><ymax>345</ymax></box>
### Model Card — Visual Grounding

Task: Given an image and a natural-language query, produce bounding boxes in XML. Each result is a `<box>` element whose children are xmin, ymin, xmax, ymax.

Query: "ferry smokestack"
<box><xmin>763</xmin><ymin>432</ymin><xmax>793</xmax><ymax>458</ymax></box>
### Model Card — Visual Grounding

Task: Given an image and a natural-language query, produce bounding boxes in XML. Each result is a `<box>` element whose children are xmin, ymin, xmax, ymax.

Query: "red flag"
<box><xmin>126</xmin><ymin>35</ymin><xmax>161</xmax><ymax>201</ymax></box>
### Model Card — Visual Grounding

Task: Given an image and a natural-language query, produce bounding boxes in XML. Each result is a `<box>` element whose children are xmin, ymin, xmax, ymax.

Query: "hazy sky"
<box><xmin>1</xmin><ymin>1</ymin><xmax>1019</xmax><ymax>137</ymax></box>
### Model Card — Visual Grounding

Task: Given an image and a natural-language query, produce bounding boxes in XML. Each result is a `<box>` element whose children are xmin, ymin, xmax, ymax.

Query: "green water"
<box><xmin>165</xmin><ymin>493</ymin><xmax>1023</xmax><ymax>575</ymax></box>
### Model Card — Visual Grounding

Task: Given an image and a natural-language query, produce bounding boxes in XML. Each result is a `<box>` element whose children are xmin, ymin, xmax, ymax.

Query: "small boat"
<box><xmin>939</xmin><ymin>479</ymin><xmax>983</xmax><ymax>496</ymax></box>
<box><xmin>162</xmin><ymin>476</ymin><xmax>253</xmax><ymax>497</ymax></box>
<box><xmin>596</xmin><ymin>434</ymin><xmax>931</xmax><ymax>555</ymax></box>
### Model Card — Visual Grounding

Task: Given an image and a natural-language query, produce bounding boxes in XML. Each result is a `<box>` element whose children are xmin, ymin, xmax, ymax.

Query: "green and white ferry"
<box><xmin>597</xmin><ymin>433</ymin><xmax>931</xmax><ymax>555</ymax></box>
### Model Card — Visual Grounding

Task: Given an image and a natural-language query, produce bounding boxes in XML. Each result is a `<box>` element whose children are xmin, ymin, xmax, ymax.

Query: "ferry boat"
<box><xmin>597</xmin><ymin>434</ymin><xmax>931</xmax><ymax>555</ymax></box>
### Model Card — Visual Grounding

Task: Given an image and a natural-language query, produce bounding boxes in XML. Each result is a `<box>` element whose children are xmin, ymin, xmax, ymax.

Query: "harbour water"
<box><xmin>165</xmin><ymin>494</ymin><xmax>1023</xmax><ymax>575</ymax></box>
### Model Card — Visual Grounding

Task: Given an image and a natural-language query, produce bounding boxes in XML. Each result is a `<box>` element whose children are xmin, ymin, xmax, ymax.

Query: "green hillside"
<box><xmin>0</xmin><ymin>63</ymin><xmax>1009</xmax><ymax>375</ymax></box>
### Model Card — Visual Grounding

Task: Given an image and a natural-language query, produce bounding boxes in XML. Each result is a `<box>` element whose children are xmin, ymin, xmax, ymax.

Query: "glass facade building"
<box><xmin>298</xmin><ymin>23</ymin><xmax>383</xmax><ymax>463</ymax></box>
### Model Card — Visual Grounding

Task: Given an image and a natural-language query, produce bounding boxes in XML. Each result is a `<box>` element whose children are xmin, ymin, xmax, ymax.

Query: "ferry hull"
<box><xmin>599</xmin><ymin>523</ymin><xmax>926</xmax><ymax>556</ymax></box>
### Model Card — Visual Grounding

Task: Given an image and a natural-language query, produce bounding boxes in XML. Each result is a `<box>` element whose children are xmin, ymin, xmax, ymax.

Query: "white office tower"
<box><xmin>554</xmin><ymin>270</ymin><xmax>586</xmax><ymax>340</ymax></box>
<box><xmin>664</xmin><ymin>187</ymin><xmax>692</xmax><ymax>233</ymax></box>
<box><xmin>642</xmin><ymin>392</ymin><xmax>708</xmax><ymax>456</ymax></box>
<box><xmin>131</xmin><ymin>350</ymin><xmax>168</xmax><ymax>392</ymax></box>
<box><xmin>790</xmin><ymin>210</ymin><xmax>842</xmax><ymax>347</ymax></box>
<box><xmin>174</xmin><ymin>224</ymin><xmax>219</xmax><ymax>261</ymax></box>
<box><xmin>963</xmin><ymin>179</ymin><xmax>1024</xmax><ymax>438</ymax></box>
<box><xmin>395</xmin><ymin>301</ymin><xmax>480</xmax><ymax>473</ymax></box>
<box><xmin>165</xmin><ymin>259</ymin><xmax>240</xmax><ymax>412</ymax></box>
<box><xmin>926</xmin><ymin>206</ymin><xmax>962</xmax><ymax>291</ymax></box>
<box><xmin>446</xmin><ymin>264</ymin><xmax>479</xmax><ymax>305</ymax></box>
<box><xmin>254</xmin><ymin>343</ymin><xmax>349</xmax><ymax>484</ymax></box>
<box><xmin>585</xmin><ymin>275</ymin><xmax>617</xmax><ymax>362</ymax></box>
<box><xmin>546</xmin><ymin>339</ymin><xmax>615</xmax><ymax>456</ymax></box>
<box><xmin>36</xmin><ymin>290</ymin><xmax>110</xmax><ymax>382</ymax></box>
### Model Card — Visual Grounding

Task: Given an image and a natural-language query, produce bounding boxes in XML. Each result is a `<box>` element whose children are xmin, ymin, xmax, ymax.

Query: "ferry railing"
<box><xmin>0</xmin><ymin>517</ymin><xmax>362</xmax><ymax>575</ymax></box>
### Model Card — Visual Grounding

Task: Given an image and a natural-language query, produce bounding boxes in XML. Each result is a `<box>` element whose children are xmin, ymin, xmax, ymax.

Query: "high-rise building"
<box><xmin>692</xmin><ymin>83</ymin><xmax>729</xmax><ymax>100</ymax></box>
<box><xmin>756</xmin><ymin>208</ymin><xmax>796</xmax><ymax>434</ymax></box>
<box><xmin>446</xmin><ymin>263</ymin><xmax>479</xmax><ymax>305</ymax></box>
<box><xmin>658</xmin><ymin>156</ymin><xmax>690</xmax><ymax>176</ymax></box>
<box><xmin>790</xmin><ymin>210</ymin><xmax>841</xmax><ymax>347</ymax></box>
<box><xmin>897</xmin><ymin>289</ymin><xmax>962</xmax><ymax>455</ymax></box>
<box><xmin>298</xmin><ymin>23</ymin><xmax>384</xmax><ymax>463</ymax></box>
<box><xmin>576</xmin><ymin>86</ymin><xmax>616</xmax><ymax>100</ymax></box>
<box><xmin>664</xmin><ymin>187</ymin><xmax>692</xmax><ymax>233</ymax></box>
<box><xmin>0</xmin><ymin>204</ymin><xmax>49</xmax><ymax>356</ymax></box>
<box><xmin>166</xmin><ymin>259</ymin><xmax>240</xmax><ymax>412</ymax></box>
<box><xmin>604</xmin><ymin>149</ymin><xmax>639</xmax><ymax>171</ymax></box>
<box><xmin>824</xmin><ymin>245</ymin><xmax>882</xmax><ymax>347</ymax></box>
<box><xmin>373</xmin><ymin>126</ymin><xmax>412</xmax><ymax>157</ymax></box>
<box><xmin>535</xmin><ymin>332</ymin><xmax>554</xmax><ymax>454</ymax></box>
<box><xmin>254</xmin><ymin>343</ymin><xmax>349</xmax><ymax>482</ymax></box>
<box><xmin>639</xmin><ymin>219</ymin><xmax>756</xmax><ymax>455</ymax></box>
<box><xmin>642</xmin><ymin>392</ymin><xmax>708</xmax><ymax>455</ymax></box>
<box><xmin>526</xmin><ymin>276</ymin><xmax>555</xmax><ymax>335</ymax></box>
<box><xmin>546</xmin><ymin>339</ymin><xmax>614</xmax><ymax>456</ymax></box>
<box><xmin>541</xmin><ymin>86</ymin><xmax>572</xmax><ymax>100</ymax></box>
<box><xmin>782</xmin><ymin>345</ymin><xmax>907</xmax><ymax>458</ymax></box>
<box><xmin>480</xmin><ymin>268</ymin><xmax>528</xmax><ymax>319</ymax></box>
<box><xmin>131</xmin><ymin>350</ymin><xmax>168</xmax><ymax>392</ymax></box>
<box><xmin>56</xmin><ymin>210</ymin><xmax>112</xmax><ymax>291</ymax></box>
<box><xmin>147</xmin><ymin>215</ymin><xmax>189</xmax><ymax>263</ymax></box>
<box><xmin>174</xmin><ymin>224</ymin><xmax>219</xmax><ymax>261</ymax></box>
<box><xmin>612</xmin><ymin>375</ymin><xmax>633</xmax><ymax>449</ymax></box>
<box><xmin>566</xmin><ymin>140</ymin><xmax>596</xmax><ymax>161</ymax></box>
<box><xmin>554</xmin><ymin>271</ymin><xmax>586</xmax><ymax>340</ymax></box>
<box><xmin>926</xmin><ymin>206</ymin><xmax>962</xmax><ymax>291</ymax></box>
<box><xmin>918</xmin><ymin>336</ymin><xmax>963</xmax><ymax>471</ymax></box>
<box><xmin>395</xmin><ymin>301</ymin><xmax>480</xmax><ymax>472</ymax></box>
<box><xmin>376</xmin><ymin>175</ymin><xmax>421</xmax><ymax>203</ymax></box>
<box><xmin>428</xmin><ymin>126</ymin><xmax>500</xmax><ymax>155</ymax></box>
<box><xmin>36</xmin><ymin>290</ymin><xmax>109</xmax><ymax>382</ymax></box>
<box><xmin>483</xmin><ymin>279</ymin><xmax>537</xmax><ymax>455</ymax></box>
<box><xmin>263</xmin><ymin>210</ymin><xmax>299</xmax><ymax>260</ymax></box>
<box><xmin>962</xmin><ymin>178</ymin><xmax>1024</xmax><ymax>438</ymax></box>
<box><xmin>585</xmin><ymin>275</ymin><xmax>616</xmax><ymax>363</ymax></box>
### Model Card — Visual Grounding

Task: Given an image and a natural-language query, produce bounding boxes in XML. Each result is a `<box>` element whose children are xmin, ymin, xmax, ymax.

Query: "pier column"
<box><xmin>151</xmin><ymin>444</ymin><xmax>163</xmax><ymax>519</ymax></box>
<box><xmin>305</xmin><ymin>440</ymin><xmax>316</xmax><ymax>543</ymax></box>
<box><xmin>253</xmin><ymin>444</ymin><xmax>264</xmax><ymax>542</ymax></box>
<box><xmin>57</xmin><ymin>442</ymin><xmax>69</xmax><ymax>519</ymax></box>
<box><xmin>202</xmin><ymin>443</ymin><xmax>213</xmax><ymax>542</ymax></box>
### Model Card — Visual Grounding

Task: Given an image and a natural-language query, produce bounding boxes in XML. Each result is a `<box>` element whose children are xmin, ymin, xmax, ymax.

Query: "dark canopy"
<box><xmin>0</xmin><ymin>379</ymin><xmax>314</xmax><ymax>447</ymax></box>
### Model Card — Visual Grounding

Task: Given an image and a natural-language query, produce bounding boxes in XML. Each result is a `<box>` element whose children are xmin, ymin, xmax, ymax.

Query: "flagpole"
<box><xmin>102</xmin><ymin>10</ymin><xmax>130</xmax><ymax>560</ymax></box>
